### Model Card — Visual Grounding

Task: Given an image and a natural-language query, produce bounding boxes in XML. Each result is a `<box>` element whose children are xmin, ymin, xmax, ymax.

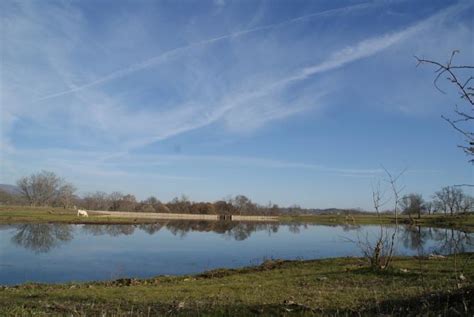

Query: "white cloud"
<box><xmin>1</xmin><ymin>1</ymin><xmax>470</xmax><ymax>155</ymax></box>
<box><xmin>34</xmin><ymin>2</ymin><xmax>372</xmax><ymax>102</ymax></box>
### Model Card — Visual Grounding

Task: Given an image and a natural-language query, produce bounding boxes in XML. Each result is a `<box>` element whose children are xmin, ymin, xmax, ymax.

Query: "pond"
<box><xmin>0</xmin><ymin>222</ymin><xmax>472</xmax><ymax>285</ymax></box>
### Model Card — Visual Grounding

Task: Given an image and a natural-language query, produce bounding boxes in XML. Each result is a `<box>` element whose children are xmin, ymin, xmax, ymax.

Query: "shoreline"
<box><xmin>0</xmin><ymin>206</ymin><xmax>472</xmax><ymax>232</ymax></box>
<box><xmin>1</xmin><ymin>254</ymin><xmax>472</xmax><ymax>315</ymax></box>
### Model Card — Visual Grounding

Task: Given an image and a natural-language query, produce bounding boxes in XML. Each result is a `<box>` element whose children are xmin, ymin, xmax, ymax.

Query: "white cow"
<box><xmin>77</xmin><ymin>209</ymin><xmax>89</xmax><ymax>217</ymax></box>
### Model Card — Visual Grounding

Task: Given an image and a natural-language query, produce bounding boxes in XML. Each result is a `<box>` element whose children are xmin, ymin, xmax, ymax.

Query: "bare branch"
<box><xmin>441</xmin><ymin>115</ymin><xmax>474</xmax><ymax>141</ymax></box>
<box><xmin>416</xmin><ymin>51</ymin><xmax>474</xmax><ymax>165</ymax></box>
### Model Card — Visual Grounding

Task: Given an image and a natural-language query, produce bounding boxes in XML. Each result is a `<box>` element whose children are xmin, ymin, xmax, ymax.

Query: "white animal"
<box><xmin>77</xmin><ymin>209</ymin><xmax>89</xmax><ymax>217</ymax></box>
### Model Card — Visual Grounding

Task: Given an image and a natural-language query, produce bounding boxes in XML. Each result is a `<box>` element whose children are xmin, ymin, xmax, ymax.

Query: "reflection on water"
<box><xmin>400</xmin><ymin>226</ymin><xmax>472</xmax><ymax>254</ymax></box>
<box><xmin>5</xmin><ymin>222</ymin><xmax>473</xmax><ymax>255</ymax></box>
<box><xmin>10</xmin><ymin>224</ymin><xmax>73</xmax><ymax>253</ymax></box>
<box><xmin>82</xmin><ymin>224</ymin><xmax>136</xmax><ymax>237</ymax></box>
<box><xmin>0</xmin><ymin>221</ymin><xmax>472</xmax><ymax>285</ymax></box>
<box><xmin>81</xmin><ymin>221</ymin><xmax>286</xmax><ymax>241</ymax></box>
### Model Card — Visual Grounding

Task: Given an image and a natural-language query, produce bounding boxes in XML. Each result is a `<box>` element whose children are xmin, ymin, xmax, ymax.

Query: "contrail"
<box><xmin>37</xmin><ymin>2</ymin><xmax>372</xmax><ymax>101</ymax></box>
<box><xmin>124</xmin><ymin>2</ymin><xmax>465</xmax><ymax>149</ymax></box>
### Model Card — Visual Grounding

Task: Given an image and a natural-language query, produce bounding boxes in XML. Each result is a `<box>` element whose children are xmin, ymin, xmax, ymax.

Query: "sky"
<box><xmin>1</xmin><ymin>0</ymin><xmax>473</xmax><ymax>209</ymax></box>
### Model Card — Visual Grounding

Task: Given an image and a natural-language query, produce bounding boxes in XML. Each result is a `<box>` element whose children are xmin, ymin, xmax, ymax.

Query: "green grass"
<box><xmin>1</xmin><ymin>254</ymin><xmax>473</xmax><ymax>316</ymax></box>
<box><xmin>280</xmin><ymin>213</ymin><xmax>474</xmax><ymax>232</ymax></box>
<box><xmin>0</xmin><ymin>206</ymin><xmax>164</xmax><ymax>224</ymax></box>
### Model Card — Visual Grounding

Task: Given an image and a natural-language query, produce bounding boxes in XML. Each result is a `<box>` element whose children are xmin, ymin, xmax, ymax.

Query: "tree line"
<box><xmin>0</xmin><ymin>171</ymin><xmax>291</xmax><ymax>215</ymax></box>
<box><xmin>399</xmin><ymin>188</ymin><xmax>473</xmax><ymax>218</ymax></box>
<box><xmin>0</xmin><ymin>170</ymin><xmax>472</xmax><ymax>216</ymax></box>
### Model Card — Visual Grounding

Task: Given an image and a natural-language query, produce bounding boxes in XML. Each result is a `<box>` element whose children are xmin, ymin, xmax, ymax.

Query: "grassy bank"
<box><xmin>280</xmin><ymin>213</ymin><xmax>474</xmax><ymax>232</ymax></box>
<box><xmin>0</xmin><ymin>206</ymin><xmax>473</xmax><ymax>232</ymax></box>
<box><xmin>1</xmin><ymin>254</ymin><xmax>473</xmax><ymax>316</ymax></box>
<box><xmin>0</xmin><ymin>206</ymin><xmax>164</xmax><ymax>225</ymax></box>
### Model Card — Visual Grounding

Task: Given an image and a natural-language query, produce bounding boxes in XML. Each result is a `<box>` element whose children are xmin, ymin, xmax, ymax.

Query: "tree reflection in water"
<box><xmin>80</xmin><ymin>221</ymin><xmax>286</xmax><ymax>241</ymax></box>
<box><xmin>7</xmin><ymin>222</ymin><xmax>473</xmax><ymax>256</ymax></box>
<box><xmin>81</xmin><ymin>224</ymin><xmax>136</xmax><ymax>236</ymax></box>
<box><xmin>400</xmin><ymin>225</ymin><xmax>473</xmax><ymax>255</ymax></box>
<box><xmin>430</xmin><ymin>227</ymin><xmax>473</xmax><ymax>255</ymax></box>
<box><xmin>11</xmin><ymin>224</ymin><xmax>73</xmax><ymax>253</ymax></box>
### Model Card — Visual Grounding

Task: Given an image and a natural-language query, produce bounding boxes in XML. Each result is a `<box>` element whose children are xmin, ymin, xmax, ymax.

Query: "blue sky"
<box><xmin>1</xmin><ymin>0</ymin><xmax>473</xmax><ymax>209</ymax></box>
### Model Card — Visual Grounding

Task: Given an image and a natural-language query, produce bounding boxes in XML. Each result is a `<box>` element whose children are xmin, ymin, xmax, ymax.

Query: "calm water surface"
<box><xmin>0</xmin><ymin>222</ymin><xmax>472</xmax><ymax>285</ymax></box>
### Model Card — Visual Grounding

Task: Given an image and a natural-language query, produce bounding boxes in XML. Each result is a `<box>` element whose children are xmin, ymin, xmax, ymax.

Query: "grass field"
<box><xmin>280</xmin><ymin>213</ymin><xmax>474</xmax><ymax>232</ymax></box>
<box><xmin>0</xmin><ymin>206</ymin><xmax>162</xmax><ymax>224</ymax></box>
<box><xmin>1</xmin><ymin>254</ymin><xmax>472</xmax><ymax>316</ymax></box>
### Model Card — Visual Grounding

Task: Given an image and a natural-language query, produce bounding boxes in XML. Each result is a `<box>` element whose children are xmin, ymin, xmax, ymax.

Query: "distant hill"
<box><xmin>0</xmin><ymin>184</ymin><xmax>21</xmax><ymax>195</ymax></box>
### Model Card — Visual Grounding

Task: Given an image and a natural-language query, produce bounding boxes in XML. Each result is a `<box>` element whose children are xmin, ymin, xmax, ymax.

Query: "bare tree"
<box><xmin>458</xmin><ymin>194</ymin><xmax>473</xmax><ymax>213</ymax></box>
<box><xmin>433</xmin><ymin>186</ymin><xmax>465</xmax><ymax>216</ymax></box>
<box><xmin>232</xmin><ymin>195</ymin><xmax>255</xmax><ymax>215</ymax></box>
<box><xmin>424</xmin><ymin>201</ymin><xmax>434</xmax><ymax>215</ymax></box>
<box><xmin>357</xmin><ymin>168</ymin><xmax>405</xmax><ymax>271</ymax></box>
<box><xmin>416</xmin><ymin>51</ymin><xmax>474</xmax><ymax>163</ymax></box>
<box><xmin>214</xmin><ymin>200</ymin><xmax>236</xmax><ymax>215</ymax></box>
<box><xmin>381</xmin><ymin>168</ymin><xmax>404</xmax><ymax>269</ymax></box>
<box><xmin>16</xmin><ymin>171</ymin><xmax>64</xmax><ymax>206</ymax></box>
<box><xmin>55</xmin><ymin>184</ymin><xmax>76</xmax><ymax>209</ymax></box>
<box><xmin>167</xmin><ymin>195</ymin><xmax>191</xmax><ymax>213</ymax></box>
<box><xmin>108</xmin><ymin>192</ymin><xmax>124</xmax><ymax>211</ymax></box>
<box><xmin>136</xmin><ymin>196</ymin><xmax>168</xmax><ymax>213</ymax></box>
<box><xmin>82</xmin><ymin>191</ymin><xmax>111</xmax><ymax>210</ymax></box>
<box><xmin>119</xmin><ymin>194</ymin><xmax>137</xmax><ymax>211</ymax></box>
<box><xmin>400</xmin><ymin>193</ymin><xmax>425</xmax><ymax>219</ymax></box>
<box><xmin>107</xmin><ymin>192</ymin><xmax>137</xmax><ymax>211</ymax></box>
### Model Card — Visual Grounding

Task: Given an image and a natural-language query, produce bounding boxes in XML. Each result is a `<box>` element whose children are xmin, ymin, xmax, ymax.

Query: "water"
<box><xmin>0</xmin><ymin>222</ymin><xmax>472</xmax><ymax>285</ymax></box>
